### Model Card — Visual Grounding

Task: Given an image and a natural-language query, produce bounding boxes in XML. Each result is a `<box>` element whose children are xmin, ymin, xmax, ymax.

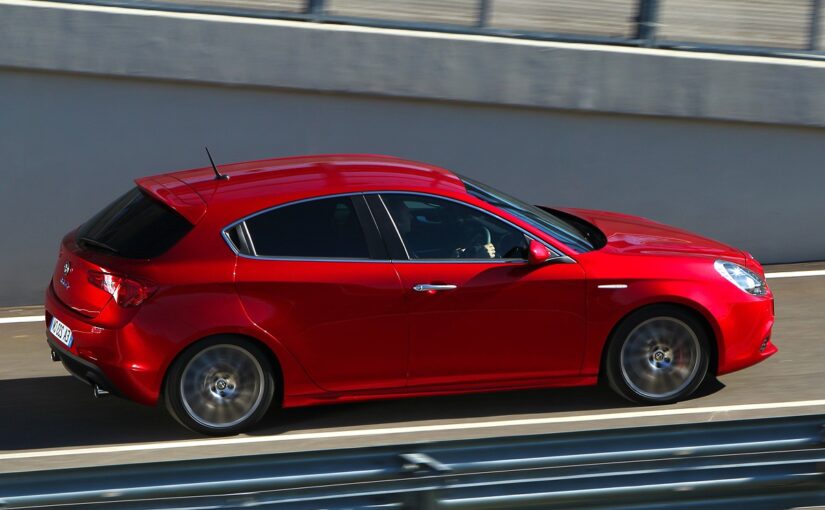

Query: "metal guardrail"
<box><xmin>1</xmin><ymin>414</ymin><xmax>824</xmax><ymax>508</ymax></box>
<box><xmin>48</xmin><ymin>0</ymin><xmax>825</xmax><ymax>60</ymax></box>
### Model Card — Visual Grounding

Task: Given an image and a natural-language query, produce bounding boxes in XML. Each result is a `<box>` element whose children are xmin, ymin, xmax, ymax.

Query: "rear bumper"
<box><xmin>45</xmin><ymin>283</ymin><xmax>161</xmax><ymax>405</ymax></box>
<box><xmin>46</xmin><ymin>336</ymin><xmax>120</xmax><ymax>396</ymax></box>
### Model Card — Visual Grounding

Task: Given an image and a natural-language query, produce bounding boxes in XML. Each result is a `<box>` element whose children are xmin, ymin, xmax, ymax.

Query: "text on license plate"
<box><xmin>49</xmin><ymin>317</ymin><xmax>73</xmax><ymax>347</ymax></box>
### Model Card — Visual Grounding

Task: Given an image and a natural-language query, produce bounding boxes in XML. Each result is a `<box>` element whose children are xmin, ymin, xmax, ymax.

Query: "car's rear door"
<box><xmin>368</xmin><ymin>193</ymin><xmax>587</xmax><ymax>388</ymax></box>
<box><xmin>231</xmin><ymin>194</ymin><xmax>408</xmax><ymax>393</ymax></box>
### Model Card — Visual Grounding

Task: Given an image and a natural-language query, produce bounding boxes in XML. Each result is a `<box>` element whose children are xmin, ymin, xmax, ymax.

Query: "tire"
<box><xmin>164</xmin><ymin>336</ymin><xmax>276</xmax><ymax>435</ymax></box>
<box><xmin>605</xmin><ymin>305</ymin><xmax>710</xmax><ymax>405</ymax></box>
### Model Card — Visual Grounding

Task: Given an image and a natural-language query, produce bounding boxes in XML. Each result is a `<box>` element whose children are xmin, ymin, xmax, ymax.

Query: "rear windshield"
<box><xmin>76</xmin><ymin>187</ymin><xmax>193</xmax><ymax>259</ymax></box>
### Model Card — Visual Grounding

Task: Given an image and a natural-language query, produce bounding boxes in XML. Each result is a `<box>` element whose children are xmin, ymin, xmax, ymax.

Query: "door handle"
<box><xmin>413</xmin><ymin>284</ymin><xmax>458</xmax><ymax>292</ymax></box>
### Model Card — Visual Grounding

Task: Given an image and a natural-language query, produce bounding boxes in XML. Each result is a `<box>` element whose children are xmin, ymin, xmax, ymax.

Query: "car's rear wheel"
<box><xmin>606</xmin><ymin>306</ymin><xmax>710</xmax><ymax>404</ymax></box>
<box><xmin>164</xmin><ymin>336</ymin><xmax>275</xmax><ymax>435</ymax></box>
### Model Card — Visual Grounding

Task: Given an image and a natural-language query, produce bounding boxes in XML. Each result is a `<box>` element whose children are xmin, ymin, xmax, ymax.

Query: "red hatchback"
<box><xmin>45</xmin><ymin>155</ymin><xmax>776</xmax><ymax>434</ymax></box>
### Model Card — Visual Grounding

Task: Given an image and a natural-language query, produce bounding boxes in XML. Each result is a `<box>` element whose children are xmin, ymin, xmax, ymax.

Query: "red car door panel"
<box><xmin>235</xmin><ymin>260</ymin><xmax>408</xmax><ymax>392</ymax></box>
<box><xmin>373</xmin><ymin>192</ymin><xmax>588</xmax><ymax>388</ymax></box>
<box><xmin>395</xmin><ymin>261</ymin><xmax>586</xmax><ymax>387</ymax></box>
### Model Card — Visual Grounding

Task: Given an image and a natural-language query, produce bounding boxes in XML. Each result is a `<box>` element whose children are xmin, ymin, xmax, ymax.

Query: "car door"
<box><xmin>230</xmin><ymin>194</ymin><xmax>408</xmax><ymax>393</ymax></box>
<box><xmin>370</xmin><ymin>193</ymin><xmax>587</xmax><ymax>388</ymax></box>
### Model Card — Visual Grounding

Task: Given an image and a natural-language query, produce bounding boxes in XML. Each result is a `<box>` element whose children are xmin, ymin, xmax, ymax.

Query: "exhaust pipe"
<box><xmin>93</xmin><ymin>385</ymin><xmax>110</xmax><ymax>398</ymax></box>
<box><xmin>50</xmin><ymin>349</ymin><xmax>61</xmax><ymax>362</ymax></box>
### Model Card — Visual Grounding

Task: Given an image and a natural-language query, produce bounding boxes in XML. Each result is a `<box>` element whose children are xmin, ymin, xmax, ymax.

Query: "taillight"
<box><xmin>87</xmin><ymin>271</ymin><xmax>157</xmax><ymax>307</ymax></box>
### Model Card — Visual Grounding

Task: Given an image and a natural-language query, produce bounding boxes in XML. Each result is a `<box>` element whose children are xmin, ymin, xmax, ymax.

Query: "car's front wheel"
<box><xmin>164</xmin><ymin>336</ymin><xmax>275</xmax><ymax>435</ymax></box>
<box><xmin>606</xmin><ymin>305</ymin><xmax>710</xmax><ymax>405</ymax></box>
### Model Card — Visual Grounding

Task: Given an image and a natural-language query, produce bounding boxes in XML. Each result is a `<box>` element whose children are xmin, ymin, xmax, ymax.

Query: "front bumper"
<box><xmin>715</xmin><ymin>294</ymin><xmax>777</xmax><ymax>375</ymax></box>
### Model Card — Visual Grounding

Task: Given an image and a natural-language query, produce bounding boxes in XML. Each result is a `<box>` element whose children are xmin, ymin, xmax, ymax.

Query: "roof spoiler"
<box><xmin>135</xmin><ymin>175</ymin><xmax>207</xmax><ymax>225</ymax></box>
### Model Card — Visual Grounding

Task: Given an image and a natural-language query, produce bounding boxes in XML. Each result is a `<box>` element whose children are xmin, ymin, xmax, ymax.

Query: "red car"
<box><xmin>45</xmin><ymin>155</ymin><xmax>775</xmax><ymax>435</ymax></box>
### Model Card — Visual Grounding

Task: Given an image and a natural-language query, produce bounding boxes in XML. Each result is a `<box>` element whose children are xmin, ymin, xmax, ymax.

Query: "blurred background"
<box><xmin>2</xmin><ymin>0</ymin><xmax>825</xmax><ymax>305</ymax></box>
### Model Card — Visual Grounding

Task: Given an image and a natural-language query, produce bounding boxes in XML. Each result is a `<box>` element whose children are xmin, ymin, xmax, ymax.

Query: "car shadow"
<box><xmin>253</xmin><ymin>374</ymin><xmax>726</xmax><ymax>435</ymax></box>
<box><xmin>0</xmin><ymin>376</ymin><xmax>198</xmax><ymax>450</ymax></box>
<box><xmin>0</xmin><ymin>375</ymin><xmax>725</xmax><ymax>451</ymax></box>
<box><xmin>254</xmin><ymin>385</ymin><xmax>631</xmax><ymax>435</ymax></box>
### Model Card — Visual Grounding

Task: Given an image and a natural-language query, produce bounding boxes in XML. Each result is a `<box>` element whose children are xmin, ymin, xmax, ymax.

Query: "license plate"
<box><xmin>49</xmin><ymin>317</ymin><xmax>74</xmax><ymax>348</ymax></box>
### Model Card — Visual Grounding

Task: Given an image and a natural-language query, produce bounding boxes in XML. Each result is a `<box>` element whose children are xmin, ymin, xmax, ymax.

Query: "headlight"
<box><xmin>714</xmin><ymin>260</ymin><xmax>767</xmax><ymax>296</ymax></box>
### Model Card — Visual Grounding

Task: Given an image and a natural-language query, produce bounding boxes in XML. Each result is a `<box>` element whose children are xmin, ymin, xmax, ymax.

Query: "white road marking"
<box><xmin>0</xmin><ymin>316</ymin><xmax>42</xmax><ymax>324</ymax></box>
<box><xmin>1</xmin><ymin>399</ymin><xmax>823</xmax><ymax>461</ymax></box>
<box><xmin>764</xmin><ymin>269</ymin><xmax>825</xmax><ymax>279</ymax></box>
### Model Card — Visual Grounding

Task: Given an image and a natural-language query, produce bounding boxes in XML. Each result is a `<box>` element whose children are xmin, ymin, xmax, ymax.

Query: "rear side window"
<box><xmin>242</xmin><ymin>196</ymin><xmax>370</xmax><ymax>259</ymax></box>
<box><xmin>77</xmin><ymin>188</ymin><xmax>193</xmax><ymax>259</ymax></box>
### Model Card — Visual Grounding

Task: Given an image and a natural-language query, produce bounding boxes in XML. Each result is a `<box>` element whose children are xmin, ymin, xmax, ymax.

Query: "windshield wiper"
<box><xmin>78</xmin><ymin>236</ymin><xmax>119</xmax><ymax>254</ymax></box>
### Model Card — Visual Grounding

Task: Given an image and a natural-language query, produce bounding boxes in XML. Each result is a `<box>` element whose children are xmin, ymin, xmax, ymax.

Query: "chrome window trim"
<box><xmin>234</xmin><ymin>254</ymin><xmax>386</xmax><ymax>263</ymax></box>
<box><xmin>220</xmin><ymin>190</ymin><xmax>570</xmax><ymax>264</ymax></box>
<box><xmin>392</xmin><ymin>258</ymin><xmax>532</xmax><ymax>265</ymax></box>
<box><xmin>220</xmin><ymin>229</ymin><xmax>236</xmax><ymax>252</ymax></box>
<box><xmin>241</xmin><ymin>222</ymin><xmax>257</xmax><ymax>256</ymax></box>
<box><xmin>222</xmin><ymin>222</ymin><xmax>257</xmax><ymax>257</ymax></box>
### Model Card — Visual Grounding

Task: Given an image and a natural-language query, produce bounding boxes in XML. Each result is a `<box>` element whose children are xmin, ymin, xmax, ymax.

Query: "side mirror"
<box><xmin>527</xmin><ymin>239</ymin><xmax>575</xmax><ymax>266</ymax></box>
<box><xmin>527</xmin><ymin>239</ymin><xmax>551</xmax><ymax>265</ymax></box>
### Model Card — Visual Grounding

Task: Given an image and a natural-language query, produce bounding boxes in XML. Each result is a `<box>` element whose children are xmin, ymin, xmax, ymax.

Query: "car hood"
<box><xmin>555</xmin><ymin>207</ymin><xmax>746</xmax><ymax>262</ymax></box>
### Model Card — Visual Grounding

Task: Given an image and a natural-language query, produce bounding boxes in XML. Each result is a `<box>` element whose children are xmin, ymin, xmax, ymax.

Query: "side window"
<box><xmin>242</xmin><ymin>196</ymin><xmax>371</xmax><ymax>259</ymax></box>
<box><xmin>381</xmin><ymin>194</ymin><xmax>529</xmax><ymax>260</ymax></box>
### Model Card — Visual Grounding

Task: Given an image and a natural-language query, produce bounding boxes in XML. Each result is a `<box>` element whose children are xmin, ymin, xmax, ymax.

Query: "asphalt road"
<box><xmin>1</xmin><ymin>262</ymin><xmax>824</xmax><ymax>474</ymax></box>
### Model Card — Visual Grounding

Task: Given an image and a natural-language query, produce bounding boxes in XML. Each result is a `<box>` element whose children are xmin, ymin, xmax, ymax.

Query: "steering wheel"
<box><xmin>456</xmin><ymin>225</ymin><xmax>492</xmax><ymax>258</ymax></box>
<box><xmin>501</xmin><ymin>232</ymin><xmax>529</xmax><ymax>259</ymax></box>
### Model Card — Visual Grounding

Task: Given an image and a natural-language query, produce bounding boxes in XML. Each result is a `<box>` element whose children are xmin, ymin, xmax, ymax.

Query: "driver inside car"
<box><xmin>455</xmin><ymin>219</ymin><xmax>496</xmax><ymax>258</ymax></box>
<box><xmin>387</xmin><ymin>199</ymin><xmax>497</xmax><ymax>259</ymax></box>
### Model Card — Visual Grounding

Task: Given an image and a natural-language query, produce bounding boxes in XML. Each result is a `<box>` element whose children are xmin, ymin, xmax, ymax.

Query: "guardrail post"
<box><xmin>305</xmin><ymin>0</ymin><xmax>325</xmax><ymax>17</ymax></box>
<box><xmin>399</xmin><ymin>453</ymin><xmax>452</xmax><ymax>510</ymax></box>
<box><xmin>477</xmin><ymin>0</ymin><xmax>491</xmax><ymax>28</ymax></box>
<box><xmin>810</xmin><ymin>0</ymin><xmax>822</xmax><ymax>50</ymax></box>
<box><xmin>634</xmin><ymin>0</ymin><xmax>660</xmax><ymax>46</ymax></box>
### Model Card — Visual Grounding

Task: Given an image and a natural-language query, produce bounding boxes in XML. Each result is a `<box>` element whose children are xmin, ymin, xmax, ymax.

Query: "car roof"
<box><xmin>168</xmin><ymin>154</ymin><xmax>465</xmax><ymax>208</ymax></box>
<box><xmin>137</xmin><ymin>154</ymin><xmax>468</xmax><ymax>224</ymax></box>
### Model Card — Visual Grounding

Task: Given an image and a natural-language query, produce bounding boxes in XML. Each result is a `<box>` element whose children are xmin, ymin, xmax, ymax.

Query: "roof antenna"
<box><xmin>205</xmin><ymin>146</ymin><xmax>229</xmax><ymax>180</ymax></box>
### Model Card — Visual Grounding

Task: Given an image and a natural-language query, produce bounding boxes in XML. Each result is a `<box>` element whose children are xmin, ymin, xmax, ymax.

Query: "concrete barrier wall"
<box><xmin>1</xmin><ymin>0</ymin><xmax>825</xmax><ymax>305</ymax></box>
<box><xmin>5</xmin><ymin>0</ymin><xmax>825</xmax><ymax>127</ymax></box>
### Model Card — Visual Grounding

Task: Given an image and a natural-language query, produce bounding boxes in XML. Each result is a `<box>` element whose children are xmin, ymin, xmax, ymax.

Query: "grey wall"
<box><xmin>3</xmin><ymin>68</ymin><xmax>825</xmax><ymax>305</ymax></box>
<box><xmin>1</xmin><ymin>0</ymin><xmax>825</xmax><ymax>306</ymax></box>
<box><xmin>5</xmin><ymin>0</ymin><xmax>825</xmax><ymax>128</ymax></box>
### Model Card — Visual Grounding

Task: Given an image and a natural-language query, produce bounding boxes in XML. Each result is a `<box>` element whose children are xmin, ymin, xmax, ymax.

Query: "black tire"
<box><xmin>605</xmin><ymin>305</ymin><xmax>710</xmax><ymax>405</ymax></box>
<box><xmin>164</xmin><ymin>336</ymin><xmax>276</xmax><ymax>435</ymax></box>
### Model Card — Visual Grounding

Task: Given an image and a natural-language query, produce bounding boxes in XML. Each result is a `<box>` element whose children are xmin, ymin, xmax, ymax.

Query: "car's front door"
<box><xmin>372</xmin><ymin>193</ymin><xmax>587</xmax><ymax>388</ymax></box>
<box><xmin>231</xmin><ymin>194</ymin><xmax>408</xmax><ymax>393</ymax></box>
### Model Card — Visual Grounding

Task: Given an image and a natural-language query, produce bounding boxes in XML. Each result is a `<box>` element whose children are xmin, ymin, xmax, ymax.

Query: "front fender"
<box><xmin>581</xmin><ymin>279</ymin><xmax>729</xmax><ymax>376</ymax></box>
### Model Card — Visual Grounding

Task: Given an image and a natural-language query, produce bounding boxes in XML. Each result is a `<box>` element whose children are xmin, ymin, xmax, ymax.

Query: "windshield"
<box><xmin>461</xmin><ymin>177</ymin><xmax>595</xmax><ymax>253</ymax></box>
